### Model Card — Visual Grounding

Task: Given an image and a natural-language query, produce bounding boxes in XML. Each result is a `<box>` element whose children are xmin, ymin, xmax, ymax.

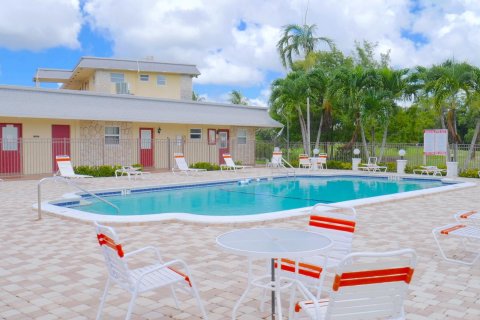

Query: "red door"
<box><xmin>217</xmin><ymin>129</ymin><xmax>229</xmax><ymax>164</ymax></box>
<box><xmin>52</xmin><ymin>125</ymin><xmax>71</xmax><ymax>172</ymax></box>
<box><xmin>0</xmin><ymin>123</ymin><xmax>22</xmax><ymax>174</ymax></box>
<box><xmin>139</xmin><ymin>128</ymin><xmax>154</xmax><ymax>167</ymax></box>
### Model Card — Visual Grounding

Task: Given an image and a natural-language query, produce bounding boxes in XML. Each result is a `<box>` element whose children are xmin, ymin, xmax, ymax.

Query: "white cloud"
<box><xmin>47</xmin><ymin>0</ymin><xmax>480</xmax><ymax>101</ymax></box>
<box><xmin>0</xmin><ymin>0</ymin><xmax>82</xmax><ymax>51</ymax></box>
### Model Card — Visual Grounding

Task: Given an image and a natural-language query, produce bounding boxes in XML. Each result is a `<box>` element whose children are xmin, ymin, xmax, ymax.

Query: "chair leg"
<box><xmin>170</xmin><ymin>285</ymin><xmax>180</xmax><ymax>309</ymax></box>
<box><xmin>288</xmin><ymin>284</ymin><xmax>298</xmax><ymax>320</ymax></box>
<box><xmin>96</xmin><ymin>279</ymin><xmax>111</xmax><ymax>320</ymax></box>
<box><xmin>190</xmin><ymin>281</ymin><xmax>209</xmax><ymax>319</ymax></box>
<box><xmin>125</xmin><ymin>291</ymin><xmax>138</xmax><ymax>320</ymax></box>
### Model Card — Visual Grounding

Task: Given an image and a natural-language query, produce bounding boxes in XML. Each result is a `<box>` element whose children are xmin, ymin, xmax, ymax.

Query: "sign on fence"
<box><xmin>424</xmin><ymin>129</ymin><xmax>448</xmax><ymax>155</ymax></box>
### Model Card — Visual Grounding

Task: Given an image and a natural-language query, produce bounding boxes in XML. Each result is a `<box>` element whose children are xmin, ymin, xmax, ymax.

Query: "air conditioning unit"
<box><xmin>115</xmin><ymin>82</ymin><xmax>130</xmax><ymax>94</ymax></box>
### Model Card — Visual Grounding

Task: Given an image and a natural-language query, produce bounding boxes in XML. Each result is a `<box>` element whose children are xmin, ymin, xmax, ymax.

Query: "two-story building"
<box><xmin>0</xmin><ymin>57</ymin><xmax>281</xmax><ymax>175</ymax></box>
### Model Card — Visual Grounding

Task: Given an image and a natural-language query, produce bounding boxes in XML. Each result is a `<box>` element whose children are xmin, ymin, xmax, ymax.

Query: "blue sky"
<box><xmin>0</xmin><ymin>0</ymin><xmax>479</xmax><ymax>106</ymax></box>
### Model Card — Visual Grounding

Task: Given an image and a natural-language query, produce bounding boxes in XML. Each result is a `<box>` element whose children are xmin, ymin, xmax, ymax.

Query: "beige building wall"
<box><xmin>89</xmin><ymin>70</ymin><xmax>188</xmax><ymax>100</ymax></box>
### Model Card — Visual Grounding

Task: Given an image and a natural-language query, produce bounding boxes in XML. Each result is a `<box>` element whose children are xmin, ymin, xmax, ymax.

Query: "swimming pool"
<box><xmin>42</xmin><ymin>175</ymin><xmax>470</xmax><ymax>223</ymax></box>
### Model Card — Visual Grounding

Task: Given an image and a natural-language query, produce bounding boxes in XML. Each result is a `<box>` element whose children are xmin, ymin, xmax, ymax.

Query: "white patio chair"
<box><xmin>55</xmin><ymin>155</ymin><xmax>93</xmax><ymax>178</ymax></box>
<box><xmin>432</xmin><ymin>222</ymin><xmax>480</xmax><ymax>265</ymax></box>
<box><xmin>454</xmin><ymin>209</ymin><xmax>480</xmax><ymax>226</ymax></box>
<box><xmin>267</xmin><ymin>204</ymin><xmax>357</xmax><ymax>303</ymax></box>
<box><xmin>115</xmin><ymin>166</ymin><xmax>150</xmax><ymax>180</ymax></box>
<box><xmin>94</xmin><ymin>222</ymin><xmax>208</xmax><ymax>320</ymax></box>
<box><xmin>298</xmin><ymin>154</ymin><xmax>312</xmax><ymax>169</ymax></box>
<box><xmin>172</xmin><ymin>153</ymin><xmax>206</xmax><ymax>175</ymax></box>
<box><xmin>220</xmin><ymin>153</ymin><xmax>252</xmax><ymax>172</ymax></box>
<box><xmin>293</xmin><ymin>249</ymin><xmax>417</xmax><ymax>320</ymax></box>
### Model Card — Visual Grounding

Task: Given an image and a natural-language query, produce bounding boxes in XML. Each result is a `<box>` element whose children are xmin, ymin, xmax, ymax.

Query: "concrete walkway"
<box><xmin>0</xmin><ymin>169</ymin><xmax>479</xmax><ymax>319</ymax></box>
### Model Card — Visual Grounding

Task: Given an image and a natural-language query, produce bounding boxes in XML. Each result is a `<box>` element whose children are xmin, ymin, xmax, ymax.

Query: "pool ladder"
<box><xmin>387</xmin><ymin>175</ymin><xmax>401</xmax><ymax>181</ymax></box>
<box><xmin>37</xmin><ymin>176</ymin><xmax>120</xmax><ymax>220</ymax></box>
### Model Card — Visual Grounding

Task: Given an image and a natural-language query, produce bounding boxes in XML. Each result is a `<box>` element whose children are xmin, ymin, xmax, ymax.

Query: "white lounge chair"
<box><xmin>115</xmin><ymin>166</ymin><xmax>150</xmax><ymax>180</ymax></box>
<box><xmin>172</xmin><ymin>153</ymin><xmax>206</xmax><ymax>175</ymax></box>
<box><xmin>432</xmin><ymin>222</ymin><xmax>480</xmax><ymax>265</ymax></box>
<box><xmin>358</xmin><ymin>156</ymin><xmax>387</xmax><ymax>173</ymax></box>
<box><xmin>270</xmin><ymin>151</ymin><xmax>295</xmax><ymax>171</ymax></box>
<box><xmin>293</xmin><ymin>249</ymin><xmax>417</xmax><ymax>320</ymax></box>
<box><xmin>94</xmin><ymin>222</ymin><xmax>208</xmax><ymax>320</ymax></box>
<box><xmin>55</xmin><ymin>155</ymin><xmax>92</xmax><ymax>178</ymax></box>
<box><xmin>413</xmin><ymin>165</ymin><xmax>446</xmax><ymax>176</ymax></box>
<box><xmin>298</xmin><ymin>154</ymin><xmax>312</xmax><ymax>169</ymax></box>
<box><xmin>220</xmin><ymin>153</ymin><xmax>252</xmax><ymax>172</ymax></box>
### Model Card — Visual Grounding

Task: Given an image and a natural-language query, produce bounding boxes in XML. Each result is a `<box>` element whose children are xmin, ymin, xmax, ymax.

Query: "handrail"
<box><xmin>37</xmin><ymin>176</ymin><xmax>120</xmax><ymax>220</ymax></box>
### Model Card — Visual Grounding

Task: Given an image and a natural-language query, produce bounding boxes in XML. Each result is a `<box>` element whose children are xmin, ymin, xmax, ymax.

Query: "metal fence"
<box><xmin>0</xmin><ymin>138</ymin><xmax>256</xmax><ymax>176</ymax></box>
<box><xmin>1</xmin><ymin>138</ymin><xmax>479</xmax><ymax>177</ymax></box>
<box><xmin>256</xmin><ymin>141</ymin><xmax>480</xmax><ymax>170</ymax></box>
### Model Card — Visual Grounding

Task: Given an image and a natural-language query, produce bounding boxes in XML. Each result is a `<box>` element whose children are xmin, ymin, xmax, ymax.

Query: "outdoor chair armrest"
<box><xmin>136</xmin><ymin>259</ymin><xmax>192</xmax><ymax>282</ymax></box>
<box><xmin>125</xmin><ymin>245</ymin><xmax>162</xmax><ymax>262</ymax></box>
<box><xmin>292</xmin><ymin>279</ymin><xmax>324</xmax><ymax>318</ymax></box>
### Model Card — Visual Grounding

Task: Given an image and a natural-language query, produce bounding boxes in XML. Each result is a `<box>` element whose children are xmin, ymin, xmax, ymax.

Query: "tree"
<box><xmin>228</xmin><ymin>90</ymin><xmax>248</xmax><ymax>105</ymax></box>
<box><xmin>192</xmin><ymin>91</ymin><xmax>205</xmax><ymax>102</ymax></box>
<box><xmin>277</xmin><ymin>24</ymin><xmax>333</xmax><ymax>70</ymax></box>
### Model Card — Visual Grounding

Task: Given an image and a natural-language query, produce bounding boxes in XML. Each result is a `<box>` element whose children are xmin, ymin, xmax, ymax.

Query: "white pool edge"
<box><xmin>33</xmin><ymin>176</ymin><xmax>477</xmax><ymax>224</ymax></box>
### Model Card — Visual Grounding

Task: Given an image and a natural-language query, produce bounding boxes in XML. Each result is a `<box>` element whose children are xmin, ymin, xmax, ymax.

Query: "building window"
<box><xmin>237</xmin><ymin>129</ymin><xmax>247</xmax><ymax>144</ymax></box>
<box><xmin>157</xmin><ymin>75</ymin><xmax>167</xmax><ymax>86</ymax></box>
<box><xmin>110</xmin><ymin>73</ymin><xmax>124</xmax><ymax>83</ymax></box>
<box><xmin>189</xmin><ymin>128</ymin><xmax>202</xmax><ymax>140</ymax></box>
<box><xmin>139</xmin><ymin>74</ymin><xmax>149</xmax><ymax>81</ymax></box>
<box><xmin>105</xmin><ymin>126</ymin><xmax>120</xmax><ymax>145</ymax></box>
<box><xmin>208</xmin><ymin>129</ymin><xmax>216</xmax><ymax>145</ymax></box>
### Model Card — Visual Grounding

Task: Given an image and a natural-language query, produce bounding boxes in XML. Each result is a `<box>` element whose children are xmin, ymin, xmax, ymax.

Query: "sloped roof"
<box><xmin>0</xmin><ymin>86</ymin><xmax>281</xmax><ymax>128</ymax></box>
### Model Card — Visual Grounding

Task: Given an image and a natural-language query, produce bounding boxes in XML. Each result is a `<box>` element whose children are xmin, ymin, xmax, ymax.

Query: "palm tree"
<box><xmin>464</xmin><ymin>66</ymin><xmax>480</xmax><ymax>168</ymax></box>
<box><xmin>228</xmin><ymin>90</ymin><xmax>248</xmax><ymax>105</ymax></box>
<box><xmin>192</xmin><ymin>91</ymin><xmax>205</xmax><ymax>102</ymax></box>
<box><xmin>421</xmin><ymin>60</ymin><xmax>475</xmax><ymax>160</ymax></box>
<box><xmin>277</xmin><ymin>24</ymin><xmax>333</xmax><ymax>70</ymax></box>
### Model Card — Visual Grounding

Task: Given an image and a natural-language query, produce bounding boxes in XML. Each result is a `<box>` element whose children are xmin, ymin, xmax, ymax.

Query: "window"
<box><xmin>105</xmin><ymin>126</ymin><xmax>120</xmax><ymax>145</ymax></box>
<box><xmin>139</xmin><ymin>74</ymin><xmax>149</xmax><ymax>81</ymax></box>
<box><xmin>189</xmin><ymin>128</ymin><xmax>202</xmax><ymax>140</ymax></box>
<box><xmin>110</xmin><ymin>73</ymin><xmax>124</xmax><ymax>83</ymax></box>
<box><xmin>237</xmin><ymin>129</ymin><xmax>247</xmax><ymax>144</ymax></box>
<box><xmin>157</xmin><ymin>75</ymin><xmax>167</xmax><ymax>86</ymax></box>
<box><xmin>208</xmin><ymin>129</ymin><xmax>216</xmax><ymax>145</ymax></box>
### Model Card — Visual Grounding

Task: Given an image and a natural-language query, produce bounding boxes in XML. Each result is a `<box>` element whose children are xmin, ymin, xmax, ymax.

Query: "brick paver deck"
<box><xmin>0</xmin><ymin>169</ymin><xmax>479</xmax><ymax>319</ymax></box>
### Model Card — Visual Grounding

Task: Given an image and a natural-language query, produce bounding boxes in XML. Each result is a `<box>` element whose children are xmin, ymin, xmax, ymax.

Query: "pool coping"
<box><xmin>34</xmin><ymin>173</ymin><xmax>477</xmax><ymax>224</ymax></box>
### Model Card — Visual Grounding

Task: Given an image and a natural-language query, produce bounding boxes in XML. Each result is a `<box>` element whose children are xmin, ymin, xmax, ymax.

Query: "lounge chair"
<box><xmin>220</xmin><ymin>153</ymin><xmax>252</xmax><ymax>172</ymax></box>
<box><xmin>298</xmin><ymin>154</ymin><xmax>312</xmax><ymax>169</ymax></box>
<box><xmin>292</xmin><ymin>249</ymin><xmax>417</xmax><ymax>320</ymax></box>
<box><xmin>432</xmin><ymin>222</ymin><xmax>480</xmax><ymax>265</ymax></box>
<box><xmin>55</xmin><ymin>155</ymin><xmax>92</xmax><ymax>178</ymax></box>
<box><xmin>270</xmin><ymin>151</ymin><xmax>295</xmax><ymax>170</ymax></box>
<box><xmin>94</xmin><ymin>222</ymin><xmax>208</xmax><ymax>320</ymax></box>
<box><xmin>172</xmin><ymin>153</ymin><xmax>206</xmax><ymax>175</ymax></box>
<box><xmin>358</xmin><ymin>156</ymin><xmax>387</xmax><ymax>173</ymax></box>
<box><xmin>413</xmin><ymin>165</ymin><xmax>446</xmax><ymax>176</ymax></box>
<box><xmin>115</xmin><ymin>166</ymin><xmax>150</xmax><ymax>180</ymax></box>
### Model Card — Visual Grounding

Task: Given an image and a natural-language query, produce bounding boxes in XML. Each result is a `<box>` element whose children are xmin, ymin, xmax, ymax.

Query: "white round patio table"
<box><xmin>216</xmin><ymin>228</ymin><xmax>332</xmax><ymax>320</ymax></box>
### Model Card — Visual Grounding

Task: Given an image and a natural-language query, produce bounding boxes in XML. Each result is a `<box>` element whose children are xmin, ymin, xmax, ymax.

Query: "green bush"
<box><xmin>190</xmin><ymin>162</ymin><xmax>220</xmax><ymax>171</ymax></box>
<box><xmin>459</xmin><ymin>168</ymin><xmax>480</xmax><ymax>178</ymax></box>
<box><xmin>289</xmin><ymin>159</ymin><xmax>299</xmax><ymax>168</ymax></box>
<box><xmin>327</xmin><ymin>160</ymin><xmax>352</xmax><ymax>170</ymax></box>
<box><xmin>74</xmin><ymin>165</ymin><xmax>122</xmax><ymax>177</ymax></box>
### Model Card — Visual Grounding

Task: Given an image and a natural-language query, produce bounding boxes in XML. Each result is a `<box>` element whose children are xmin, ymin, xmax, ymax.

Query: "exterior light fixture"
<box><xmin>157</xmin><ymin>127</ymin><xmax>162</xmax><ymax>134</ymax></box>
<box><xmin>313</xmin><ymin>148</ymin><xmax>319</xmax><ymax>156</ymax></box>
<box><xmin>398</xmin><ymin>149</ymin><xmax>406</xmax><ymax>160</ymax></box>
<box><xmin>353</xmin><ymin>148</ymin><xmax>360</xmax><ymax>157</ymax></box>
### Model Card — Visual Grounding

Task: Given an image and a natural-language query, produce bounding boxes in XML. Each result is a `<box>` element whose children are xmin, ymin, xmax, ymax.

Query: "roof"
<box><xmin>33</xmin><ymin>56</ymin><xmax>200</xmax><ymax>83</ymax></box>
<box><xmin>0</xmin><ymin>86</ymin><xmax>282</xmax><ymax>128</ymax></box>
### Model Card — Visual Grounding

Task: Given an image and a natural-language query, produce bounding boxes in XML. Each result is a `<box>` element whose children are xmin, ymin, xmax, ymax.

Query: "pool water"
<box><xmin>63</xmin><ymin>176</ymin><xmax>445</xmax><ymax>216</ymax></box>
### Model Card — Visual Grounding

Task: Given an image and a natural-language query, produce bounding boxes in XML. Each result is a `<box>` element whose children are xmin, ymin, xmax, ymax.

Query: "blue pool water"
<box><xmin>59</xmin><ymin>176</ymin><xmax>446</xmax><ymax>216</ymax></box>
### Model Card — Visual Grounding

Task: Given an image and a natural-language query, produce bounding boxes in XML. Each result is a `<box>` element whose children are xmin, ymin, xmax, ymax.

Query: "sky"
<box><xmin>1</xmin><ymin>0</ymin><xmax>480</xmax><ymax>107</ymax></box>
